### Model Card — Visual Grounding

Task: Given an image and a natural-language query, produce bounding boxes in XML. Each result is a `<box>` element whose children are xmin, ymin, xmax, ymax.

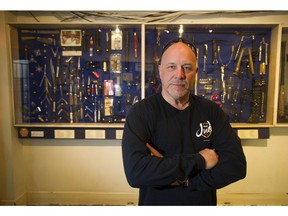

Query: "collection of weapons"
<box><xmin>17</xmin><ymin>27</ymin><xmax>272</xmax><ymax>124</ymax></box>
<box><xmin>19</xmin><ymin>28</ymin><xmax>141</xmax><ymax>123</ymax></box>
<box><xmin>146</xmin><ymin>28</ymin><xmax>271</xmax><ymax>123</ymax></box>
<box><xmin>201</xmin><ymin>34</ymin><xmax>269</xmax><ymax>123</ymax></box>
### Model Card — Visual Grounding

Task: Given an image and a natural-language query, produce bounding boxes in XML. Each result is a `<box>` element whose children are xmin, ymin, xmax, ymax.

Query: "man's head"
<box><xmin>159</xmin><ymin>38</ymin><xmax>197</xmax><ymax>64</ymax></box>
<box><xmin>158</xmin><ymin>38</ymin><xmax>198</xmax><ymax>105</ymax></box>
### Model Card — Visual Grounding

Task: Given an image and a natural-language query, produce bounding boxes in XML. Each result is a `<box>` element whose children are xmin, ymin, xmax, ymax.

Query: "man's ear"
<box><xmin>158</xmin><ymin>64</ymin><xmax>162</xmax><ymax>79</ymax></box>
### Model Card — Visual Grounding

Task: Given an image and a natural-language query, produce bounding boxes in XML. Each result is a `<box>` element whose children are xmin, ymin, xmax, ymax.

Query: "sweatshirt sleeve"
<box><xmin>188</xmin><ymin>102</ymin><xmax>247</xmax><ymax>190</ymax></box>
<box><xmin>122</xmin><ymin>101</ymin><xmax>206</xmax><ymax>188</ymax></box>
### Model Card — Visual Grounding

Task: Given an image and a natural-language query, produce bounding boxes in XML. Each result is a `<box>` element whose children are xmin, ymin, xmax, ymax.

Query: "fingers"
<box><xmin>199</xmin><ymin>148</ymin><xmax>219</xmax><ymax>170</ymax></box>
<box><xmin>146</xmin><ymin>143</ymin><xmax>163</xmax><ymax>158</ymax></box>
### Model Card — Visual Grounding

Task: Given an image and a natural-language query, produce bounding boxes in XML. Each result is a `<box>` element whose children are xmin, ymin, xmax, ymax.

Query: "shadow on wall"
<box><xmin>20</xmin><ymin>138</ymin><xmax>122</xmax><ymax>147</ymax></box>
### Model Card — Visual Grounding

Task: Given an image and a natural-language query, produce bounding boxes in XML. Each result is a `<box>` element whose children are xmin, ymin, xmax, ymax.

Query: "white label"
<box><xmin>237</xmin><ymin>129</ymin><xmax>258</xmax><ymax>139</ymax></box>
<box><xmin>85</xmin><ymin>130</ymin><xmax>105</xmax><ymax>139</ymax></box>
<box><xmin>62</xmin><ymin>50</ymin><xmax>82</xmax><ymax>56</ymax></box>
<box><xmin>31</xmin><ymin>131</ymin><xmax>44</xmax><ymax>137</ymax></box>
<box><xmin>54</xmin><ymin>130</ymin><xmax>75</xmax><ymax>139</ymax></box>
<box><xmin>116</xmin><ymin>130</ymin><xmax>123</xmax><ymax>139</ymax></box>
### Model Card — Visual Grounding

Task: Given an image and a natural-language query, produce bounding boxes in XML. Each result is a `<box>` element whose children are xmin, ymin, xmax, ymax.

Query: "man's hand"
<box><xmin>199</xmin><ymin>148</ymin><xmax>219</xmax><ymax>169</ymax></box>
<box><xmin>146</xmin><ymin>143</ymin><xmax>163</xmax><ymax>157</ymax></box>
<box><xmin>146</xmin><ymin>144</ymin><xmax>218</xmax><ymax>187</ymax></box>
<box><xmin>146</xmin><ymin>144</ymin><xmax>219</xmax><ymax>170</ymax></box>
<box><xmin>146</xmin><ymin>143</ymin><xmax>182</xmax><ymax>186</ymax></box>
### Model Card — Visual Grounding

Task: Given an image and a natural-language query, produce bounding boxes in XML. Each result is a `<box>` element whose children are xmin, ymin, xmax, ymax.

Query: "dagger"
<box><xmin>203</xmin><ymin>44</ymin><xmax>208</xmax><ymax>72</ymax></box>
<box><xmin>233</xmin><ymin>47</ymin><xmax>245</xmax><ymax>77</ymax></box>
<box><xmin>212</xmin><ymin>38</ymin><xmax>218</xmax><ymax>64</ymax></box>
<box><xmin>233</xmin><ymin>35</ymin><xmax>244</xmax><ymax>62</ymax></box>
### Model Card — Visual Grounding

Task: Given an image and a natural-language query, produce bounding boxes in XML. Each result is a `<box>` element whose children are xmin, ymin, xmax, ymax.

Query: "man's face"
<box><xmin>158</xmin><ymin>42</ymin><xmax>198</xmax><ymax>101</ymax></box>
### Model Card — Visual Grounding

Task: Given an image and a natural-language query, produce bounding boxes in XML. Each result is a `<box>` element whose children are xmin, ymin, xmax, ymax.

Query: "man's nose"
<box><xmin>175</xmin><ymin>66</ymin><xmax>185</xmax><ymax>78</ymax></box>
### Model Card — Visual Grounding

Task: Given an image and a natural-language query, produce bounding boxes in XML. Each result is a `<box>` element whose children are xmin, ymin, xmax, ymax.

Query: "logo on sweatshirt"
<box><xmin>196</xmin><ymin>121</ymin><xmax>212</xmax><ymax>138</ymax></box>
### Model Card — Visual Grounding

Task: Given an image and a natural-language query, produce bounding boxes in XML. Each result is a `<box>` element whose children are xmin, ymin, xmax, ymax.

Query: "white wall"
<box><xmin>220</xmin><ymin>128</ymin><xmax>288</xmax><ymax>193</ymax></box>
<box><xmin>17</xmin><ymin>128</ymin><xmax>288</xmax><ymax>205</ymax></box>
<box><xmin>1</xmin><ymin>11</ymin><xmax>288</xmax><ymax>205</ymax></box>
<box><xmin>20</xmin><ymin>139</ymin><xmax>138</xmax><ymax>205</ymax></box>
<box><xmin>0</xmin><ymin>11</ymin><xmax>27</xmax><ymax>205</ymax></box>
<box><xmin>21</xmin><ymin>130</ymin><xmax>288</xmax><ymax>191</ymax></box>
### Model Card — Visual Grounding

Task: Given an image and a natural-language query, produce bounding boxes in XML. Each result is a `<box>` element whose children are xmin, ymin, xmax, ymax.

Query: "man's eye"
<box><xmin>167</xmin><ymin>65</ymin><xmax>176</xmax><ymax>70</ymax></box>
<box><xmin>183</xmin><ymin>66</ymin><xmax>192</xmax><ymax>72</ymax></box>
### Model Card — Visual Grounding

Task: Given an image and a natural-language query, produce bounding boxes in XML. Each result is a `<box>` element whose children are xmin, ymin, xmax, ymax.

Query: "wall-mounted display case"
<box><xmin>144</xmin><ymin>24</ymin><xmax>278</xmax><ymax>129</ymax></box>
<box><xmin>11</xmin><ymin>24</ymin><xmax>142</xmax><ymax>127</ymax></box>
<box><xmin>276</xmin><ymin>27</ymin><xmax>288</xmax><ymax>125</ymax></box>
<box><xmin>10</xmin><ymin>22</ymin><xmax>280</xmax><ymax>139</ymax></box>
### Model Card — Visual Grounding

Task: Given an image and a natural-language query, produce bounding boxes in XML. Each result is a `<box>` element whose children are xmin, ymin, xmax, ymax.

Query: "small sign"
<box><xmin>54</xmin><ymin>130</ymin><xmax>75</xmax><ymax>139</ymax></box>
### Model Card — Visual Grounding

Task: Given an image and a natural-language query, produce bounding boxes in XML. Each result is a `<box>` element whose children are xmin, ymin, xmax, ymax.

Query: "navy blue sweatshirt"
<box><xmin>122</xmin><ymin>93</ymin><xmax>246</xmax><ymax>205</ymax></box>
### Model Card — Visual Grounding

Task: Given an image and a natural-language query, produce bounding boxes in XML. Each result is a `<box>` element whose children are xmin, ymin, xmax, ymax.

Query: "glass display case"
<box><xmin>276</xmin><ymin>27</ymin><xmax>288</xmax><ymax>124</ymax></box>
<box><xmin>145</xmin><ymin>24</ymin><xmax>274</xmax><ymax>125</ymax></box>
<box><xmin>11</xmin><ymin>24</ymin><xmax>142</xmax><ymax>126</ymax></box>
<box><xmin>10</xmin><ymin>22</ymin><xmax>279</xmax><ymax>139</ymax></box>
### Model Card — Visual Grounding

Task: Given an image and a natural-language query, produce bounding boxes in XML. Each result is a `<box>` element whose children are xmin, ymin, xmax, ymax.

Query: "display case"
<box><xmin>144</xmin><ymin>24</ymin><xmax>278</xmax><ymax>131</ymax></box>
<box><xmin>11</xmin><ymin>24</ymin><xmax>142</xmax><ymax>129</ymax></box>
<box><xmin>276</xmin><ymin>26</ymin><xmax>288</xmax><ymax>125</ymax></box>
<box><xmin>10</xmin><ymin>21</ymin><xmax>280</xmax><ymax>139</ymax></box>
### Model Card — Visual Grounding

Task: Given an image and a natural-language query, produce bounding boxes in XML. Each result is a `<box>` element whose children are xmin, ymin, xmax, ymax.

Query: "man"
<box><xmin>122</xmin><ymin>38</ymin><xmax>246</xmax><ymax>205</ymax></box>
